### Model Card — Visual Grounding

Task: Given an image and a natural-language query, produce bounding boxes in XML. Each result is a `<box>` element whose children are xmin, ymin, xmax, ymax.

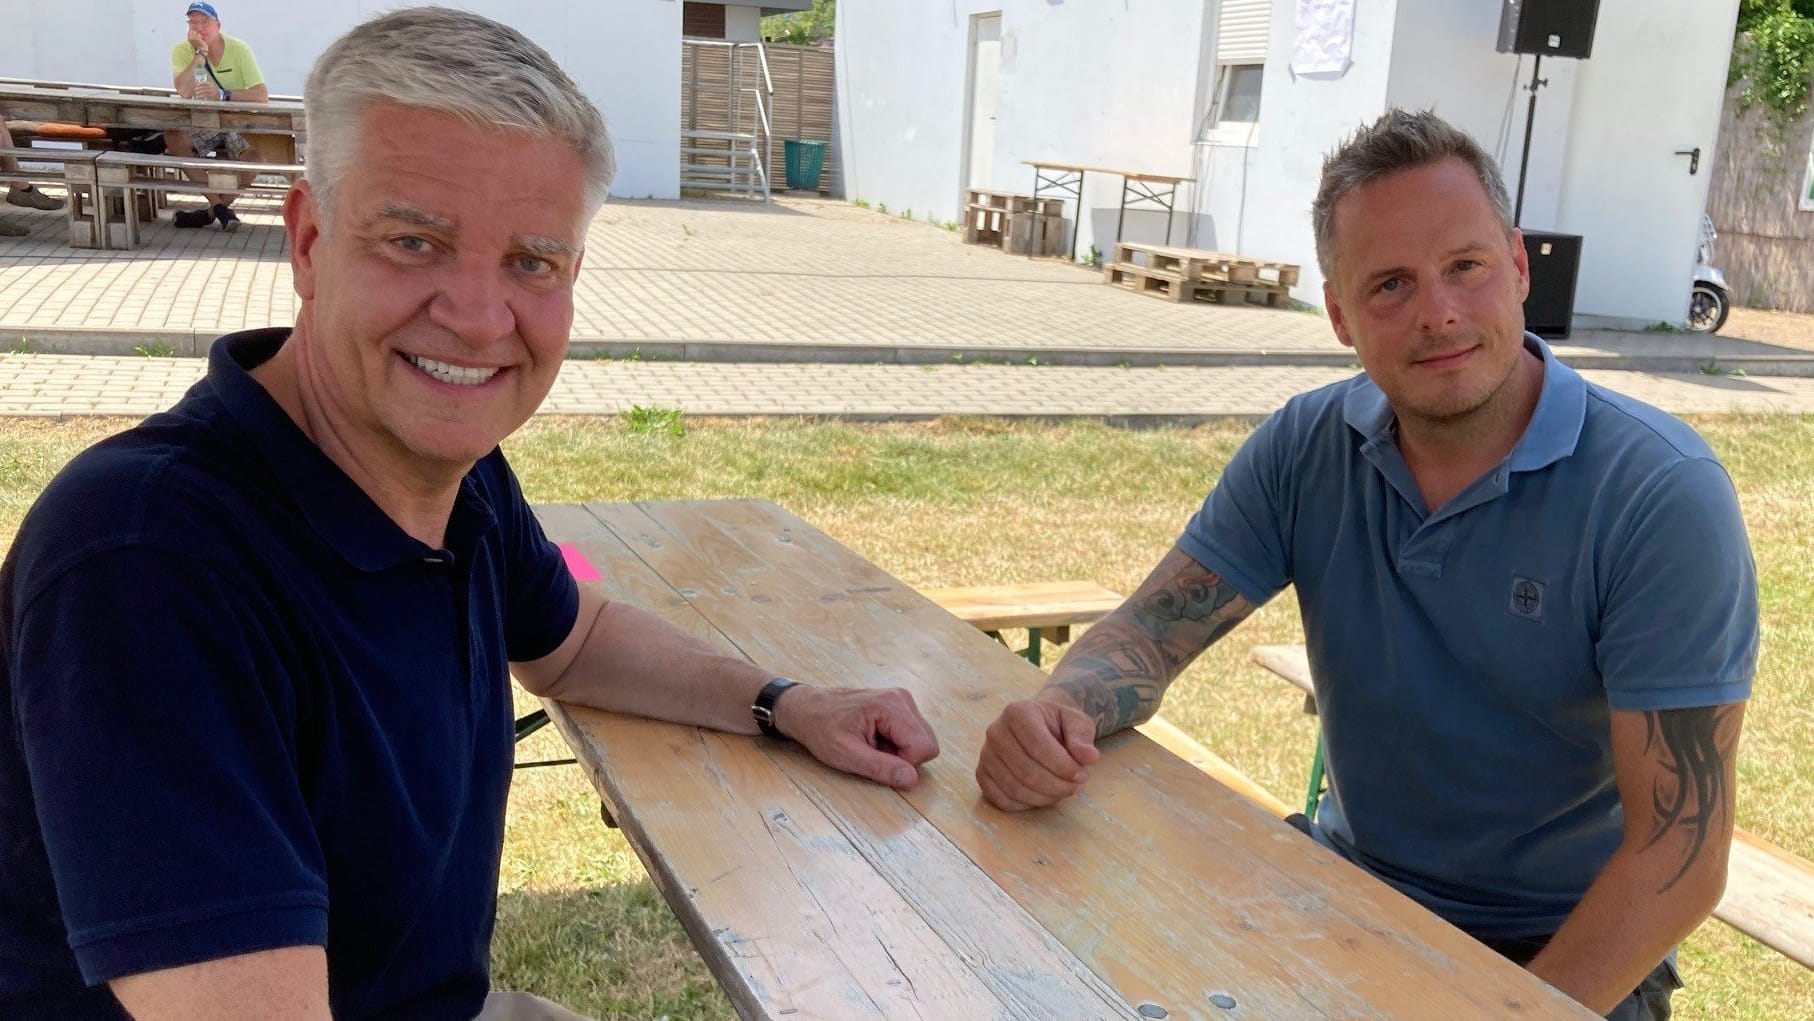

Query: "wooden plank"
<box><xmin>609</xmin><ymin>499</ymin><xmax>1596</xmax><ymax>1020</ymax></box>
<box><xmin>538</xmin><ymin>503</ymin><xmax>1142</xmax><ymax>1021</ymax></box>
<box><xmin>920</xmin><ymin>580</ymin><xmax>1122</xmax><ymax>632</ymax></box>
<box><xmin>1719</xmin><ymin>829</ymin><xmax>1814</xmax><ymax>969</ymax></box>
<box><xmin>1138</xmin><ymin>716</ymin><xmax>1293</xmax><ymax>818</ymax></box>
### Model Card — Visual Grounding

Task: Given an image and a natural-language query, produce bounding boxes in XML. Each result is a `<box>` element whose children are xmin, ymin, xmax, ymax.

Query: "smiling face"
<box><xmin>1322</xmin><ymin>157</ymin><xmax>1532</xmax><ymax>428</ymax></box>
<box><xmin>282</xmin><ymin>103</ymin><xmax>587</xmax><ymax>475</ymax></box>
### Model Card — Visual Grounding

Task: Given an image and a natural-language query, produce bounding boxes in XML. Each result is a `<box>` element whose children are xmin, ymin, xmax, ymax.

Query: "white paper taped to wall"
<box><xmin>1293</xmin><ymin>0</ymin><xmax>1356</xmax><ymax>77</ymax></box>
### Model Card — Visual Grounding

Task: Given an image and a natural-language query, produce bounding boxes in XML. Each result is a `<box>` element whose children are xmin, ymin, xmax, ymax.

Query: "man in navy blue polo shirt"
<box><xmin>0</xmin><ymin>10</ymin><xmax>937</xmax><ymax>1021</ymax></box>
<box><xmin>977</xmin><ymin>109</ymin><xmax>1755</xmax><ymax>1021</ymax></box>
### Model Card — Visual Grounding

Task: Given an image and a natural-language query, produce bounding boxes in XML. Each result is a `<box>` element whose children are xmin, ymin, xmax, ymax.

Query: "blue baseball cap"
<box><xmin>185</xmin><ymin>3</ymin><xmax>219</xmax><ymax>19</ymax></box>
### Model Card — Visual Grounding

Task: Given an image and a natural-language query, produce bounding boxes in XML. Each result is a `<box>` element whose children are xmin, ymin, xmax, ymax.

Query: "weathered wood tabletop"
<box><xmin>0</xmin><ymin>82</ymin><xmax>304</xmax><ymax>161</ymax></box>
<box><xmin>532</xmin><ymin>499</ymin><xmax>1597</xmax><ymax>1021</ymax></box>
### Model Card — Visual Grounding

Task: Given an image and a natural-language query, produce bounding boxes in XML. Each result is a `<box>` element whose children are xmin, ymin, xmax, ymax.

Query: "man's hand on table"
<box><xmin>976</xmin><ymin>688</ymin><xmax>1101</xmax><ymax>811</ymax></box>
<box><xmin>775</xmin><ymin>685</ymin><xmax>940</xmax><ymax>790</ymax></box>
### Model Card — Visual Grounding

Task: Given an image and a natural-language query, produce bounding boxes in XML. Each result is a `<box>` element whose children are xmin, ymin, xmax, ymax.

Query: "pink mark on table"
<box><xmin>558</xmin><ymin>543</ymin><xmax>602</xmax><ymax>582</ymax></box>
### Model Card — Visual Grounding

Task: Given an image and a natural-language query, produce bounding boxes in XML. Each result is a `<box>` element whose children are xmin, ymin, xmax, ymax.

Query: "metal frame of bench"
<box><xmin>1249</xmin><ymin>642</ymin><xmax>1814</xmax><ymax>972</ymax></box>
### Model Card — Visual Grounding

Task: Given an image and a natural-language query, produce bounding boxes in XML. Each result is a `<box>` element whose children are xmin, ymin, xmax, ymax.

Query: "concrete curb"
<box><xmin>9</xmin><ymin>326</ymin><xmax>1814</xmax><ymax>377</ymax></box>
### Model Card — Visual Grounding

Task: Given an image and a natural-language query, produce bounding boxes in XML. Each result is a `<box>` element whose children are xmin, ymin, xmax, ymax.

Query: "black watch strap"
<box><xmin>752</xmin><ymin>677</ymin><xmax>800</xmax><ymax>739</ymax></box>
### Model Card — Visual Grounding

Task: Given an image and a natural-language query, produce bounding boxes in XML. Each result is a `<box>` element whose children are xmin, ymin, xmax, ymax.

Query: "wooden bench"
<box><xmin>81</xmin><ymin>150</ymin><xmax>302</xmax><ymax>248</ymax></box>
<box><xmin>0</xmin><ymin>146</ymin><xmax>104</xmax><ymax>246</ymax></box>
<box><xmin>920</xmin><ymin>579</ymin><xmax>1123</xmax><ymax>665</ymax></box>
<box><xmin>1250</xmin><ymin>643</ymin><xmax>1814</xmax><ymax>971</ymax></box>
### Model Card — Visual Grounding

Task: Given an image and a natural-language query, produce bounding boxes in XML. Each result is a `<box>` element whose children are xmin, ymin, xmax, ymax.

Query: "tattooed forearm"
<box><xmin>1638</xmin><ymin>704</ymin><xmax>1742</xmax><ymax>892</ymax></box>
<box><xmin>1052</xmin><ymin>620</ymin><xmax>1171</xmax><ymax>737</ymax></box>
<box><xmin>1046</xmin><ymin>549</ymin><xmax>1256</xmax><ymax>738</ymax></box>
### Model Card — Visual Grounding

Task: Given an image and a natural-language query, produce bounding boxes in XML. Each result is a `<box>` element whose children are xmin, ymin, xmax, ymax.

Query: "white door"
<box><xmin>966</xmin><ymin>14</ymin><xmax>1002</xmax><ymax>190</ymax></box>
<box><xmin>1554</xmin><ymin>0</ymin><xmax>1738</xmax><ymax>323</ymax></box>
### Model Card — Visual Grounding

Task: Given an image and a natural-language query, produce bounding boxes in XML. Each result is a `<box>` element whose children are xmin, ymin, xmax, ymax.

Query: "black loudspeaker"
<box><xmin>1521</xmin><ymin>231</ymin><xmax>1582</xmax><ymax>339</ymax></box>
<box><xmin>1496</xmin><ymin>0</ymin><xmax>1601</xmax><ymax>59</ymax></box>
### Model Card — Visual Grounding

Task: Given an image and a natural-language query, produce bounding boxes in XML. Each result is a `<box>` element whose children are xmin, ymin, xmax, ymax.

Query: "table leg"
<box><xmin>1116</xmin><ymin>178</ymin><xmax>1129</xmax><ymax>253</ymax></box>
<box><xmin>1304</xmin><ymin>733</ymin><xmax>1327</xmax><ymax>818</ymax></box>
<box><xmin>1070</xmin><ymin>171</ymin><xmax>1084</xmax><ymax>263</ymax></box>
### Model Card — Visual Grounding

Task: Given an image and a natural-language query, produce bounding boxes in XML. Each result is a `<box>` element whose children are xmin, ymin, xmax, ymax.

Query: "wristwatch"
<box><xmin>751</xmin><ymin>677</ymin><xmax>800</xmax><ymax>739</ymax></box>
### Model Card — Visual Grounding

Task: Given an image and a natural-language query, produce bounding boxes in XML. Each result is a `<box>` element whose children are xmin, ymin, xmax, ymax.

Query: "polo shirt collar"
<box><xmin>1342</xmin><ymin>333</ymin><xmax>1586</xmax><ymax>473</ymax></box>
<box><xmin>206</xmin><ymin>329</ymin><xmax>497</xmax><ymax>572</ymax></box>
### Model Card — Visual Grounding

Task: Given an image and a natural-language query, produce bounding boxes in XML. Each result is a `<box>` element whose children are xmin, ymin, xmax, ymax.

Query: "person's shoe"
<box><xmin>173</xmin><ymin>207</ymin><xmax>215</xmax><ymax>229</ymax></box>
<box><xmin>5</xmin><ymin>187</ymin><xmax>64</xmax><ymax>211</ymax></box>
<box><xmin>214</xmin><ymin>204</ymin><xmax>240</xmax><ymax>233</ymax></box>
<box><xmin>0</xmin><ymin>221</ymin><xmax>28</xmax><ymax>237</ymax></box>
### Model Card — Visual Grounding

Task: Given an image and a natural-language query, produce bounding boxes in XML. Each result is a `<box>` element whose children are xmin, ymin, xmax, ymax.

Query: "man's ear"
<box><xmin>284</xmin><ymin>179</ymin><xmax>322</xmax><ymax>302</ymax></box>
<box><xmin>1324</xmin><ymin>279</ymin><xmax>1355</xmax><ymax>349</ymax></box>
<box><xmin>1509</xmin><ymin>228</ymin><xmax>1531</xmax><ymax>303</ymax></box>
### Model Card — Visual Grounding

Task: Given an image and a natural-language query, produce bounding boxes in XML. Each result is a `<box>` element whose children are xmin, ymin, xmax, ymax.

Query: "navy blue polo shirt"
<box><xmin>0</xmin><ymin>329</ymin><xmax>580</xmax><ymax>1019</ymax></box>
<box><xmin>1180</xmin><ymin>335</ymin><xmax>1756</xmax><ymax>938</ymax></box>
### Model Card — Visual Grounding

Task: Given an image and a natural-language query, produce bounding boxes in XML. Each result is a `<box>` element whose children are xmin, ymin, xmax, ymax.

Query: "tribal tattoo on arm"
<box><xmin>1635</xmin><ymin>704</ymin><xmax>1744</xmax><ymax>893</ymax></box>
<box><xmin>1051</xmin><ymin>547</ymin><xmax>1257</xmax><ymax>738</ymax></box>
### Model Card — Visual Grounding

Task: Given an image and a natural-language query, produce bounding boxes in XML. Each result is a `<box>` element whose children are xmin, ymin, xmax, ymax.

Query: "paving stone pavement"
<box><xmin>7</xmin><ymin>190</ymin><xmax>1814</xmax><ymax>420</ymax></box>
<box><xmin>7</xmin><ymin>193</ymin><xmax>1814</xmax><ymax>374</ymax></box>
<box><xmin>6</xmin><ymin>352</ymin><xmax>1814</xmax><ymax>421</ymax></box>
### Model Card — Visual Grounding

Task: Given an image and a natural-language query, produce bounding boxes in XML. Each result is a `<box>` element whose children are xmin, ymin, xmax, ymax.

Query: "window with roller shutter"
<box><xmin>1199</xmin><ymin>0</ymin><xmax>1270</xmax><ymax>145</ymax></box>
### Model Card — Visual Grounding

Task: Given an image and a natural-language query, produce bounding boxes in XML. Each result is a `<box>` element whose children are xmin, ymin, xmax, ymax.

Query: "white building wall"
<box><xmin>1554</xmin><ymin>0</ymin><xmax>1738</xmax><ymax>324</ymax></box>
<box><xmin>1185</xmin><ymin>0</ymin><xmax>1399</xmax><ymax>301</ymax></box>
<box><xmin>0</xmin><ymin>0</ymin><xmax>683</xmax><ymax>200</ymax></box>
<box><xmin>839</xmin><ymin>0</ymin><xmax>1736</xmax><ymax>325</ymax></box>
<box><xmin>1384</xmin><ymin>0</ymin><xmax>1575</xmax><ymax>234</ymax></box>
<box><xmin>723</xmin><ymin>5</ymin><xmax>763</xmax><ymax>42</ymax></box>
<box><xmin>836</xmin><ymin>1</ymin><xmax>1206</xmax><ymax>258</ymax></box>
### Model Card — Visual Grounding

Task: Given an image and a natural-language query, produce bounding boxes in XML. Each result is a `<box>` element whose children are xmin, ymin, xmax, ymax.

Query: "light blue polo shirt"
<box><xmin>1179</xmin><ymin>335</ymin><xmax>1757</xmax><ymax>938</ymax></box>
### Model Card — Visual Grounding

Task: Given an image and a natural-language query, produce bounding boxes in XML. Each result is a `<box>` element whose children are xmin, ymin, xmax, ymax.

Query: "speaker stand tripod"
<box><xmin>1513</xmin><ymin>53</ymin><xmax>1547</xmax><ymax>226</ymax></box>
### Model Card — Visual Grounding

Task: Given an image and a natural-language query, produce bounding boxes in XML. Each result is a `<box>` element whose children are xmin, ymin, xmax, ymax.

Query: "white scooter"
<box><xmin>1687</xmin><ymin>214</ymin><xmax>1731</xmax><ymax>334</ymax></box>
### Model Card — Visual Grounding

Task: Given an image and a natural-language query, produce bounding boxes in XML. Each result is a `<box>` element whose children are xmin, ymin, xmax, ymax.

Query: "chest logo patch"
<box><xmin>1509</xmin><ymin>576</ymin><xmax>1545</xmax><ymax>622</ymax></box>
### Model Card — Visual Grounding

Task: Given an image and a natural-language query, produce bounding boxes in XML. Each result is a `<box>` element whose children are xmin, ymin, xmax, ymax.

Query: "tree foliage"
<box><xmin>1731</xmin><ymin>0</ymin><xmax>1814</xmax><ymax>146</ymax></box>
<box><xmin>762</xmin><ymin>0</ymin><xmax>835</xmax><ymax>45</ymax></box>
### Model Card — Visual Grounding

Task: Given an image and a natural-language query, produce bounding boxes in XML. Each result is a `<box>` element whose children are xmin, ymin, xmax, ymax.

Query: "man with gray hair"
<box><xmin>0</xmin><ymin>8</ymin><xmax>937</xmax><ymax>1021</ymax></box>
<box><xmin>977</xmin><ymin>108</ymin><xmax>1755</xmax><ymax>1020</ymax></box>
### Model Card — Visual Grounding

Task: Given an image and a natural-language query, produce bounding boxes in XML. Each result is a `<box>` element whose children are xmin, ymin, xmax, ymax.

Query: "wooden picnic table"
<box><xmin>0</xmin><ymin>74</ymin><xmax>302</xmax><ymax>103</ymax></box>
<box><xmin>532</xmin><ymin>498</ymin><xmax>1598</xmax><ymax>1021</ymax></box>
<box><xmin>0</xmin><ymin>82</ymin><xmax>304</xmax><ymax>164</ymax></box>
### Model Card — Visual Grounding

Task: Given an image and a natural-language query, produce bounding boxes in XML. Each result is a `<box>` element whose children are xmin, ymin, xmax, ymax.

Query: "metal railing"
<box><xmin>680</xmin><ymin>39</ymin><xmax>773</xmax><ymax>201</ymax></box>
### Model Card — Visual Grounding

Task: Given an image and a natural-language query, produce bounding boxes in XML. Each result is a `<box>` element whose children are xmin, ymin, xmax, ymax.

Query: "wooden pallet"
<box><xmin>1103</xmin><ymin>261</ymin><xmax>1289</xmax><ymax>307</ymax></box>
<box><xmin>964</xmin><ymin>192</ymin><xmax>1064</xmax><ymax>256</ymax></box>
<box><xmin>963</xmin><ymin>202</ymin><xmax>1009</xmax><ymax>246</ymax></box>
<box><xmin>966</xmin><ymin>189</ymin><xmax>1063</xmax><ymax>217</ymax></box>
<box><xmin>1111</xmin><ymin>241</ymin><xmax>1300</xmax><ymax>288</ymax></box>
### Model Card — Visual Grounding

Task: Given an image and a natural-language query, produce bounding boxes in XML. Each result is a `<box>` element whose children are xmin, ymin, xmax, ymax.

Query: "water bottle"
<box><xmin>193</xmin><ymin>58</ymin><xmax>215</xmax><ymax>101</ymax></box>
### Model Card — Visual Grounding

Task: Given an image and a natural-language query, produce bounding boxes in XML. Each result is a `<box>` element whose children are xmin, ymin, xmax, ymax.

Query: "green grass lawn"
<box><xmin>3</xmin><ymin>415</ymin><xmax>1810</xmax><ymax>1020</ymax></box>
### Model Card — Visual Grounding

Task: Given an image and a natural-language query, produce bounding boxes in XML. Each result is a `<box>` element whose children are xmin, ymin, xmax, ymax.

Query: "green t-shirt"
<box><xmin>169</xmin><ymin>35</ymin><xmax>265</xmax><ymax>97</ymax></box>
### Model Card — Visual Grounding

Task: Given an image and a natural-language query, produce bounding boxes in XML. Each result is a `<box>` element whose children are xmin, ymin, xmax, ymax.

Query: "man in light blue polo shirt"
<box><xmin>976</xmin><ymin>109</ymin><xmax>1755</xmax><ymax>1021</ymax></box>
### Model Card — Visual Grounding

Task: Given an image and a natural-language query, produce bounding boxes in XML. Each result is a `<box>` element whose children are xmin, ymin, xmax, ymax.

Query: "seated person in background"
<box><xmin>0</xmin><ymin>121</ymin><xmax>68</xmax><ymax>236</ymax></box>
<box><xmin>168</xmin><ymin>2</ymin><xmax>269</xmax><ymax>231</ymax></box>
<box><xmin>976</xmin><ymin>108</ymin><xmax>1757</xmax><ymax>1021</ymax></box>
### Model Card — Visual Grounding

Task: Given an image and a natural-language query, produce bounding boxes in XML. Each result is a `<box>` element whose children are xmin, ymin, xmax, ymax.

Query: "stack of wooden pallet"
<box><xmin>963</xmin><ymin>189</ymin><xmax>1064</xmax><ymax>256</ymax></box>
<box><xmin>1103</xmin><ymin>241</ymin><xmax>1298</xmax><ymax>307</ymax></box>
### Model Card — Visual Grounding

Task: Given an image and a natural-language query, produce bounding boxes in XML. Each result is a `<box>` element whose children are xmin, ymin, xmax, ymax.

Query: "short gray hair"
<box><xmin>1311</xmin><ymin>108</ymin><xmax>1512</xmax><ymax>279</ymax></box>
<box><xmin>303</xmin><ymin>6</ymin><xmax>615</xmax><ymax>222</ymax></box>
